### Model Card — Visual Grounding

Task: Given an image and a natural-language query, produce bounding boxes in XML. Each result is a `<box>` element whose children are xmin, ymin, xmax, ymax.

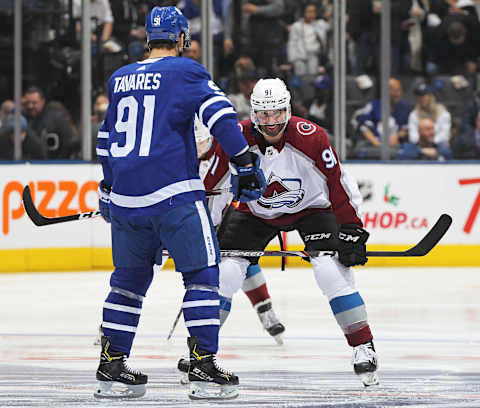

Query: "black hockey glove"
<box><xmin>337</xmin><ymin>224</ymin><xmax>369</xmax><ymax>267</ymax></box>
<box><xmin>98</xmin><ymin>180</ymin><xmax>111</xmax><ymax>223</ymax></box>
<box><xmin>230</xmin><ymin>151</ymin><xmax>267</xmax><ymax>202</ymax></box>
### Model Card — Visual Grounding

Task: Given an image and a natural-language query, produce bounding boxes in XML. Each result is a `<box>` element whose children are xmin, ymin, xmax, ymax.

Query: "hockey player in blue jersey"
<box><xmin>94</xmin><ymin>6</ymin><xmax>266</xmax><ymax>400</ymax></box>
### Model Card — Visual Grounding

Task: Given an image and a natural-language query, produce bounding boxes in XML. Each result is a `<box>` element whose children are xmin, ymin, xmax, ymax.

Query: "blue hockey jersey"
<box><xmin>96</xmin><ymin>56</ymin><xmax>247</xmax><ymax>217</ymax></box>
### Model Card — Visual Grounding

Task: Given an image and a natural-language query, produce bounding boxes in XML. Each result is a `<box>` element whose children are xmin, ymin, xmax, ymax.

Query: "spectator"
<box><xmin>307</xmin><ymin>74</ymin><xmax>333</xmax><ymax>133</ymax></box>
<box><xmin>179</xmin><ymin>0</ymin><xmax>225</xmax><ymax>77</ymax></box>
<box><xmin>397</xmin><ymin>117</ymin><xmax>453</xmax><ymax>160</ymax></box>
<box><xmin>287</xmin><ymin>2</ymin><xmax>330</xmax><ymax>77</ymax></box>
<box><xmin>227</xmin><ymin>70</ymin><xmax>258</xmax><ymax>121</ymax></box>
<box><xmin>424</xmin><ymin>13</ymin><xmax>480</xmax><ymax>74</ymax></box>
<box><xmin>0</xmin><ymin>99</ymin><xmax>14</xmax><ymax>126</ymax></box>
<box><xmin>110</xmin><ymin>0</ymin><xmax>149</xmax><ymax>61</ymax></box>
<box><xmin>0</xmin><ymin>115</ymin><xmax>46</xmax><ymax>160</ymax></box>
<box><xmin>353</xmin><ymin>77</ymin><xmax>411</xmax><ymax>159</ymax></box>
<box><xmin>459</xmin><ymin>89</ymin><xmax>480</xmax><ymax>135</ymax></box>
<box><xmin>222</xmin><ymin>54</ymin><xmax>257</xmax><ymax>94</ymax></box>
<box><xmin>224</xmin><ymin>0</ymin><xmax>285</xmax><ymax>75</ymax></box>
<box><xmin>452</xmin><ymin>110</ymin><xmax>480</xmax><ymax>158</ymax></box>
<box><xmin>347</xmin><ymin>0</ymin><xmax>378</xmax><ymax>75</ymax></box>
<box><xmin>183</xmin><ymin>39</ymin><xmax>202</xmax><ymax>63</ymax></box>
<box><xmin>23</xmin><ymin>86</ymin><xmax>76</xmax><ymax>159</ymax></box>
<box><xmin>69</xmin><ymin>0</ymin><xmax>116</xmax><ymax>50</ymax></box>
<box><xmin>408</xmin><ymin>83</ymin><xmax>451</xmax><ymax>145</ymax></box>
<box><xmin>391</xmin><ymin>0</ymin><xmax>414</xmax><ymax>74</ymax></box>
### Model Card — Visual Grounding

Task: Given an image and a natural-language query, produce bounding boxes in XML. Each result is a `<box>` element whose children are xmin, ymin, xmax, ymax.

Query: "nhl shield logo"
<box><xmin>257</xmin><ymin>173</ymin><xmax>305</xmax><ymax>209</ymax></box>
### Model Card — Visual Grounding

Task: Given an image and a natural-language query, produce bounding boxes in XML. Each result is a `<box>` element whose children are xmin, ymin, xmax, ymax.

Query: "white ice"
<box><xmin>1</xmin><ymin>266</ymin><xmax>479</xmax><ymax>407</ymax></box>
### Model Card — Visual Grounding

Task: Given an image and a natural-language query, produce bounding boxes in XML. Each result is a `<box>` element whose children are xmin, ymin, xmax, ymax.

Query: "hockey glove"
<box><xmin>337</xmin><ymin>224</ymin><xmax>369</xmax><ymax>267</ymax></box>
<box><xmin>98</xmin><ymin>180</ymin><xmax>111</xmax><ymax>223</ymax></box>
<box><xmin>230</xmin><ymin>151</ymin><xmax>267</xmax><ymax>202</ymax></box>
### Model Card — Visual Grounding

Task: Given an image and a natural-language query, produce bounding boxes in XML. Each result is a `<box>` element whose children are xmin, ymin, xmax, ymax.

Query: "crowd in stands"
<box><xmin>1</xmin><ymin>0</ymin><xmax>480</xmax><ymax>161</ymax></box>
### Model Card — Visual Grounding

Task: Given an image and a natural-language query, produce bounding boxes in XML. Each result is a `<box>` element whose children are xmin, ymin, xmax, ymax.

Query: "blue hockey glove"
<box><xmin>98</xmin><ymin>180</ymin><xmax>111</xmax><ymax>223</ymax></box>
<box><xmin>337</xmin><ymin>224</ymin><xmax>369</xmax><ymax>267</ymax></box>
<box><xmin>230</xmin><ymin>151</ymin><xmax>266</xmax><ymax>202</ymax></box>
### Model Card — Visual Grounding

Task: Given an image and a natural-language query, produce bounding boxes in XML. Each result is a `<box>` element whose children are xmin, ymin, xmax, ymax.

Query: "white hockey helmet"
<box><xmin>250</xmin><ymin>78</ymin><xmax>291</xmax><ymax>134</ymax></box>
<box><xmin>194</xmin><ymin>115</ymin><xmax>212</xmax><ymax>158</ymax></box>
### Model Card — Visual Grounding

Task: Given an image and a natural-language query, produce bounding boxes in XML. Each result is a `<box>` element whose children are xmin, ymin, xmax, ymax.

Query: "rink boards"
<box><xmin>0</xmin><ymin>162</ymin><xmax>478</xmax><ymax>272</ymax></box>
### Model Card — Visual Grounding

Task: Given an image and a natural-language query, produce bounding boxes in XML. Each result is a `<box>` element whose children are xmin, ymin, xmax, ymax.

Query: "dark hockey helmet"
<box><xmin>145</xmin><ymin>6</ymin><xmax>191</xmax><ymax>50</ymax></box>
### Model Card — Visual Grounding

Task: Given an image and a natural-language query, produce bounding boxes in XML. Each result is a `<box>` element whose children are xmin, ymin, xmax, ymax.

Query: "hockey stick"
<box><xmin>166</xmin><ymin>306</ymin><xmax>183</xmax><ymax>341</ymax></box>
<box><xmin>21</xmin><ymin>185</ymin><xmax>229</xmax><ymax>226</ymax></box>
<box><xmin>158</xmin><ymin>213</ymin><xmax>450</xmax><ymax>259</ymax></box>
<box><xmin>22</xmin><ymin>185</ymin><xmax>101</xmax><ymax>226</ymax></box>
<box><xmin>22</xmin><ymin>184</ymin><xmax>451</xmax><ymax>258</ymax></box>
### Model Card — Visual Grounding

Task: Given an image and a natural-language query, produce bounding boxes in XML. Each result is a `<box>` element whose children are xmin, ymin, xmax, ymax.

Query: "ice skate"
<box><xmin>256</xmin><ymin>300</ymin><xmax>285</xmax><ymax>345</ymax></box>
<box><xmin>94</xmin><ymin>336</ymin><xmax>147</xmax><ymax>399</ymax></box>
<box><xmin>187</xmin><ymin>336</ymin><xmax>239</xmax><ymax>400</ymax></box>
<box><xmin>352</xmin><ymin>340</ymin><xmax>379</xmax><ymax>387</ymax></box>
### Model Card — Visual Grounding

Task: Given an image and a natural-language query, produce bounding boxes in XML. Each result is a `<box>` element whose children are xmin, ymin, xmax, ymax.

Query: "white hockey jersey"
<box><xmin>203</xmin><ymin>116</ymin><xmax>364</xmax><ymax>227</ymax></box>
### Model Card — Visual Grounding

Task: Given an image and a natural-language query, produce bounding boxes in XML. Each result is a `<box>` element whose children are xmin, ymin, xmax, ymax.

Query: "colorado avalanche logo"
<box><xmin>296</xmin><ymin>121</ymin><xmax>316</xmax><ymax>135</ymax></box>
<box><xmin>257</xmin><ymin>173</ymin><xmax>305</xmax><ymax>209</ymax></box>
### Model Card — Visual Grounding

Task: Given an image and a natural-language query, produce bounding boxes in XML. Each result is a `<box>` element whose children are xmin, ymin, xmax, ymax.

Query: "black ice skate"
<box><xmin>187</xmin><ymin>336</ymin><xmax>239</xmax><ymax>400</ymax></box>
<box><xmin>94</xmin><ymin>336</ymin><xmax>147</xmax><ymax>399</ymax></box>
<box><xmin>352</xmin><ymin>340</ymin><xmax>379</xmax><ymax>387</ymax></box>
<box><xmin>256</xmin><ymin>300</ymin><xmax>285</xmax><ymax>345</ymax></box>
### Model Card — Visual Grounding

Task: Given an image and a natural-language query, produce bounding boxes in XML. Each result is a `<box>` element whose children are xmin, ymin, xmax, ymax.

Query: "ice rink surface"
<box><xmin>1</xmin><ymin>266</ymin><xmax>479</xmax><ymax>407</ymax></box>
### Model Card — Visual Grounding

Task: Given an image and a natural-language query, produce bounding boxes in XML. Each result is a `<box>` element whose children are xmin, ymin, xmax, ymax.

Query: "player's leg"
<box><xmin>297</xmin><ymin>212</ymin><xmax>379</xmax><ymax>387</ymax></box>
<box><xmin>216</xmin><ymin>208</ymin><xmax>279</xmax><ymax>329</ymax></box>
<box><xmin>161</xmin><ymin>200</ymin><xmax>239</xmax><ymax>400</ymax></box>
<box><xmin>94</xmin><ymin>215</ymin><xmax>156</xmax><ymax>399</ymax></box>
<box><xmin>242</xmin><ymin>261</ymin><xmax>285</xmax><ymax>345</ymax></box>
<box><xmin>94</xmin><ymin>251</ymin><xmax>168</xmax><ymax>347</ymax></box>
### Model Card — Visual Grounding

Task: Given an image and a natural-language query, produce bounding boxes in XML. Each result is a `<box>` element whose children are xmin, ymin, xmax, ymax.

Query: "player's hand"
<box><xmin>337</xmin><ymin>224</ymin><xmax>369</xmax><ymax>267</ymax></box>
<box><xmin>98</xmin><ymin>180</ymin><xmax>112</xmax><ymax>223</ymax></box>
<box><xmin>229</xmin><ymin>151</ymin><xmax>266</xmax><ymax>202</ymax></box>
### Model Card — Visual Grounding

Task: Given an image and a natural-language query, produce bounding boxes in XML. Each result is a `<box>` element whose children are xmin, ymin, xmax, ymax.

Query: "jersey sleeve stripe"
<box><xmin>199</xmin><ymin>95</ymin><xmax>232</xmax><ymax>123</ymax></box>
<box><xmin>97</xmin><ymin>131</ymin><xmax>109</xmax><ymax>139</ymax></box>
<box><xmin>96</xmin><ymin>148</ymin><xmax>109</xmax><ymax>156</ymax></box>
<box><xmin>207</xmin><ymin>107</ymin><xmax>236</xmax><ymax>130</ymax></box>
<box><xmin>110</xmin><ymin>178</ymin><xmax>205</xmax><ymax>208</ymax></box>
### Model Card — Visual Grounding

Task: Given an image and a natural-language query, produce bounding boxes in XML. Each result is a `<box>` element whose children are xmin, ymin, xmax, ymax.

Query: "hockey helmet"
<box><xmin>250</xmin><ymin>78</ymin><xmax>291</xmax><ymax>137</ymax></box>
<box><xmin>145</xmin><ymin>6</ymin><xmax>191</xmax><ymax>49</ymax></box>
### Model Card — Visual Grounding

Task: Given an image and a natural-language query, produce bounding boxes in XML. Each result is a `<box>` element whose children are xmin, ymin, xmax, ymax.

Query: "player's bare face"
<box><xmin>255</xmin><ymin>109</ymin><xmax>286</xmax><ymax>143</ymax></box>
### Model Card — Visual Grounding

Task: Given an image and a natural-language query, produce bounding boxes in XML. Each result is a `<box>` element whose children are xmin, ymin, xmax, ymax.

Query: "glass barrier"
<box><xmin>1</xmin><ymin>1</ymin><xmax>479</xmax><ymax>162</ymax></box>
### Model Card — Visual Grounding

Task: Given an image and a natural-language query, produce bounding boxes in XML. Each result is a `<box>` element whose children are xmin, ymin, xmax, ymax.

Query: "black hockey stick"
<box><xmin>21</xmin><ymin>185</ymin><xmax>229</xmax><ymax>226</ymax></box>
<box><xmin>158</xmin><ymin>213</ymin><xmax>450</xmax><ymax>259</ymax></box>
<box><xmin>22</xmin><ymin>185</ymin><xmax>101</xmax><ymax>226</ymax></box>
<box><xmin>22</xmin><ymin>184</ymin><xmax>451</xmax><ymax>258</ymax></box>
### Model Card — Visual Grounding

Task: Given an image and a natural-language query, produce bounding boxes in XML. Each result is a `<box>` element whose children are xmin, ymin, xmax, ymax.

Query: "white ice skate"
<box><xmin>352</xmin><ymin>341</ymin><xmax>379</xmax><ymax>387</ymax></box>
<box><xmin>256</xmin><ymin>300</ymin><xmax>285</xmax><ymax>345</ymax></box>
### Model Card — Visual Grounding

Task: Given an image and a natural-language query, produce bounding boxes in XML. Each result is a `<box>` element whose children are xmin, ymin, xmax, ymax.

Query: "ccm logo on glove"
<box><xmin>304</xmin><ymin>232</ymin><xmax>332</xmax><ymax>242</ymax></box>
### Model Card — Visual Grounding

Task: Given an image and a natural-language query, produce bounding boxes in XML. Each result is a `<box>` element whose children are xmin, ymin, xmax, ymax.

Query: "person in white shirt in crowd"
<box><xmin>67</xmin><ymin>0</ymin><xmax>118</xmax><ymax>52</ymax></box>
<box><xmin>287</xmin><ymin>2</ymin><xmax>330</xmax><ymax>76</ymax></box>
<box><xmin>407</xmin><ymin>83</ymin><xmax>451</xmax><ymax>145</ymax></box>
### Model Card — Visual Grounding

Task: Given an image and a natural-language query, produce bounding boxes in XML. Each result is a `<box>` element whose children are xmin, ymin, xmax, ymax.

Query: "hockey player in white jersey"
<box><xmin>94</xmin><ymin>6</ymin><xmax>266</xmax><ymax>400</ymax></box>
<box><xmin>202</xmin><ymin>78</ymin><xmax>379</xmax><ymax>387</ymax></box>
<box><xmin>195</xmin><ymin>116</ymin><xmax>285</xmax><ymax>344</ymax></box>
